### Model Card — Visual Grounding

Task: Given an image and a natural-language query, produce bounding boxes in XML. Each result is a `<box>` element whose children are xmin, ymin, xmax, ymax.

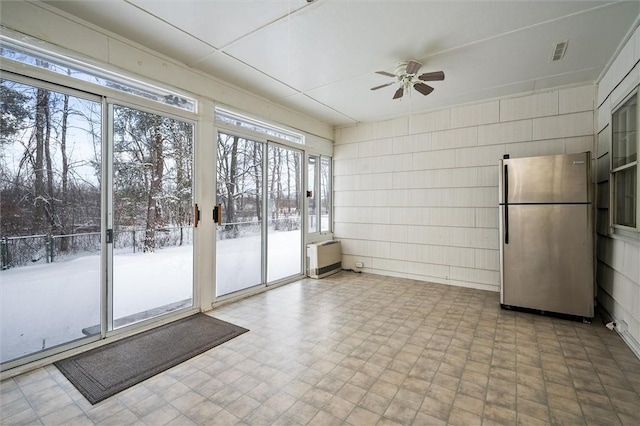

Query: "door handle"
<box><xmin>194</xmin><ymin>203</ymin><xmax>200</xmax><ymax>228</ymax></box>
<box><xmin>213</xmin><ymin>203</ymin><xmax>222</xmax><ymax>226</ymax></box>
<box><xmin>504</xmin><ymin>164</ymin><xmax>509</xmax><ymax>245</ymax></box>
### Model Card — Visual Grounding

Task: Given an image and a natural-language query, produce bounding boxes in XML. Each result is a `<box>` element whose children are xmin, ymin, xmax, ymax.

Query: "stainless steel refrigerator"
<box><xmin>498</xmin><ymin>152</ymin><xmax>594</xmax><ymax>319</ymax></box>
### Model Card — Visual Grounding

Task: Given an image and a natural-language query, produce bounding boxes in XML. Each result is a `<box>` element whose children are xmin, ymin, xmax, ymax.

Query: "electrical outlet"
<box><xmin>355</xmin><ymin>262</ymin><xmax>364</xmax><ymax>268</ymax></box>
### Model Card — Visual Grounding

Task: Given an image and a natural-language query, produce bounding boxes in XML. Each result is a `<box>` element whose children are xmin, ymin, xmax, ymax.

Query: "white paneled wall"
<box><xmin>596</xmin><ymin>24</ymin><xmax>640</xmax><ymax>358</ymax></box>
<box><xmin>335</xmin><ymin>84</ymin><xmax>595</xmax><ymax>292</ymax></box>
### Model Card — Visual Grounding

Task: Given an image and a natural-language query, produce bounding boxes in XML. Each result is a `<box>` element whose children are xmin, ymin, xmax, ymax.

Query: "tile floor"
<box><xmin>2</xmin><ymin>272</ymin><xmax>640</xmax><ymax>425</ymax></box>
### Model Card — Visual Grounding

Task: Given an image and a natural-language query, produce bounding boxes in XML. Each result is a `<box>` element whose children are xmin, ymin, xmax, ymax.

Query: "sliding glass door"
<box><xmin>216</xmin><ymin>133</ymin><xmax>302</xmax><ymax>297</ymax></box>
<box><xmin>111</xmin><ymin>105</ymin><xmax>194</xmax><ymax>328</ymax></box>
<box><xmin>0</xmin><ymin>77</ymin><xmax>103</xmax><ymax>363</ymax></box>
<box><xmin>0</xmin><ymin>76</ymin><xmax>196</xmax><ymax>368</ymax></box>
<box><xmin>267</xmin><ymin>144</ymin><xmax>302</xmax><ymax>282</ymax></box>
<box><xmin>216</xmin><ymin>133</ymin><xmax>264</xmax><ymax>296</ymax></box>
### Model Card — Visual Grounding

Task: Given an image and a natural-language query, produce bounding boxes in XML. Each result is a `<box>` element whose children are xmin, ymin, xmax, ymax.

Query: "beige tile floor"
<box><xmin>2</xmin><ymin>271</ymin><xmax>640</xmax><ymax>425</ymax></box>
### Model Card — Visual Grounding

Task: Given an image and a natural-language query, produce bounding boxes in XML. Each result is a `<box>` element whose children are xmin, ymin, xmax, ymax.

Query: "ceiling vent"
<box><xmin>550</xmin><ymin>41</ymin><xmax>568</xmax><ymax>62</ymax></box>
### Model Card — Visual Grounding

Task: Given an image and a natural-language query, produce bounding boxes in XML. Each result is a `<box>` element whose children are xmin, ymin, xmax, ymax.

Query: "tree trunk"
<box><xmin>225</xmin><ymin>135</ymin><xmax>238</xmax><ymax>232</ymax></box>
<box><xmin>59</xmin><ymin>94</ymin><xmax>70</xmax><ymax>250</ymax></box>
<box><xmin>253</xmin><ymin>142</ymin><xmax>261</xmax><ymax>222</ymax></box>
<box><xmin>286</xmin><ymin>151</ymin><xmax>291</xmax><ymax>214</ymax></box>
<box><xmin>144</xmin><ymin>121</ymin><xmax>164</xmax><ymax>252</ymax></box>
<box><xmin>44</xmin><ymin>99</ymin><xmax>54</xmax><ymax>224</ymax></box>
<box><xmin>294</xmin><ymin>154</ymin><xmax>300</xmax><ymax>215</ymax></box>
<box><xmin>33</xmin><ymin>88</ymin><xmax>48</xmax><ymax>234</ymax></box>
<box><xmin>175</xmin><ymin>127</ymin><xmax>185</xmax><ymax>245</ymax></box>
<box><xmin>270</xmin><ymin>148</ymin><xmax>279</xmax><ymax>221</ymax></box>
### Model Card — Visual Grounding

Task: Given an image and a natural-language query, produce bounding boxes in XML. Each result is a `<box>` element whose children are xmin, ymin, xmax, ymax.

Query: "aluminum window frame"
<box><xmin>1</xmin><ymin>31</ymin><xmax>196</xmax><ymax>114</ymax></box>
<box><xmin>214</xmin><ymin>107</ymin><xmax>304</xmax><ymax>146</ymax></box>
<box><xmin>610</xmin><ymin>87</ymin><xmax>639</xmax><ymax>233</ymax></box>
<box><xmin>0</xmin><ymin>51</ymin><xmax>200</xmax><ymax>373</ymax></box>
<box><xmin>306</xmin><ymin>154</ymin><xmax>332</xmax><ymax>235</ymax></box>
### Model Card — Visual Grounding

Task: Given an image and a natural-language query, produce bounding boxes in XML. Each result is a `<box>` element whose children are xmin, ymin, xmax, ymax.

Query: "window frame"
<box><xmin>0</xmin><ymin>40</ymin><xmax>201</xmax><ymax>372</ymax></box>
<box><xmin>1</xmin><ymin>33</ymin><xmax>196</xmax><ymax>113</ymax></box>
<box><xmin>610</xmin><ymin>87</ymin><xmax>640</xmax><ymax>233</ymax></box>
<box><xmin>214</xmin><ymin>107</ymin><xmax>304</xmax><ymax>145</ymax></box>
<box><xmin>214</xmin><ymin>106</ymin><xmax>332</xmax><ymax>237</ymax></box>
<box><xmin>306</xmin><ymin>154</ymin><xmax>332</xmax><ymax>235</ymax></box>
<box><xmin>319</xmin><ymin>156</ymin><xmax>332</xmax><ymax>233</ymax></box>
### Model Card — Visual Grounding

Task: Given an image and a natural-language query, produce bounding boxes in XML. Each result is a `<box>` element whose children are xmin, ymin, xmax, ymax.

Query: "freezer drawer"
<box><xmin>499</xmin><ymin>153</ymin><xmax>590</xmax><ymax>204</ymax></box>
<box><xmin>500</xmin><ymin>204</ymin><xmax>593</xmax><ymax>317</ymax></box>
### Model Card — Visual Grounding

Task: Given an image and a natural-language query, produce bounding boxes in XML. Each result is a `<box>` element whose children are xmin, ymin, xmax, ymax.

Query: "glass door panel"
<box><xmin>308</xmin><ymin>155</ymin><xmax>318</xmax><ymax>233</ymax></box>
<box><xmin>320</xmin><ymin>157</ymin><xmax>331</xmax><ymax>232</ymax></box>
<box><xmin>267</xmin><ymin>144</ymin><xmax>302</xmax><ymax>282</ymax></box>
<box><xmin>0</xmin><ymin>78</ymin><xmax>102</xmax><ymax>363</ymax></box>
<box><xmin>216</xmin><ymin>132</ymin><xmax>263</xmax><ymax>296</ymax></box>
<box><xmin>112</xmin><ymin>105</ymin><xmax>194</xmax><ymax>328</ymax></box>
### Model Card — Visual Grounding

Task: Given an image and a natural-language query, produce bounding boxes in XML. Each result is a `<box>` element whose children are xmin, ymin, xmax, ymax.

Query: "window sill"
<box><xmin>609</xmin><ymin>227</ymin><xmax>640</xmax><ymax>246</ymax></box>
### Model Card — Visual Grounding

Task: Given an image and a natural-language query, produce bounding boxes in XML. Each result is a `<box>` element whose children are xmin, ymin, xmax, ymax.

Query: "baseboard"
<box><xmin>598</xmin><ymin>305</ymin><xmax>640</xmax><ymax>361</ymax></box>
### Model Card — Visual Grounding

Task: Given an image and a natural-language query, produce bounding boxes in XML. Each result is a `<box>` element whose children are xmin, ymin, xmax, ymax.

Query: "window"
<box><xmin>214</xmin><ymin>107</ymin><xmax>304</xmax><ymax>145</ymax></box>
<box><xmin>1</xmin><ymin>38</ymin><xmax>198</xmax><ymax>368</ymax></box>
<box><xmin>611</xmin><ymin>90</ymin><xmax>639</xmax><ymax>230</ymax></box>
<box><xmin>307</xmin><ymin>155</ymin><xmax>331</xmax><ymax>233</ymax></box>
<box><xmin>1</xmin><ymin>35</ymin><xmax>196</xmax><ymax>112</ymax></box>
<box><xmin>320</xmin><ymin>157</ymin><xmax>331</xmax><ymax>232</ymax></box>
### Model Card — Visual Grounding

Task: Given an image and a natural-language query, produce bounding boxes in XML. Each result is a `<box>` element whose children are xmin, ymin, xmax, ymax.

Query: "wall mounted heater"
<box><xmin>307</xmin><ymin>240</ymin><xmax>342</xmax><ymax>278</ymax></box>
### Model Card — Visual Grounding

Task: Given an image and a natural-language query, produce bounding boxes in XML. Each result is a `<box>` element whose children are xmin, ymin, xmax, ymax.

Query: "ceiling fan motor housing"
<box><xmin>395</xmin><ymin>62</ymin><xmax>413</xmax><ymax>77</ymax></box>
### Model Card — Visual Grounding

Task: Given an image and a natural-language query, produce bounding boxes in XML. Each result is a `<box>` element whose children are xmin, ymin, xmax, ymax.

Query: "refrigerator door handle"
<box><xmin>504</xmin><ymin>164</ymin><xmax>509</xmax><ymax>245</ymax></box>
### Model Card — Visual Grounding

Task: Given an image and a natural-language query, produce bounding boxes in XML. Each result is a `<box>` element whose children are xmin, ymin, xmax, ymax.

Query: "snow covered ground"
<box><xmin>0</xmin><ymin>229</ymin><xmax>301</xmax><ymax>363</ymax></box>
<box><xmin>216</xmin><ymin>229</ymin><xmax>302</xmax><ymax>296</ymax></box>
<box><xmin>0</xmin><ymin>245</ymin><xmax>193</xmax><ymax>363</ymax></box>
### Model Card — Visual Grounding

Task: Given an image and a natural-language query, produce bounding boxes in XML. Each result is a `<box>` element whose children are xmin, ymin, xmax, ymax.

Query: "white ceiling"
<box><xmin>44</xmin><ymin>0</ymin><xmax>640</xmax><ymax>127</ymax></box>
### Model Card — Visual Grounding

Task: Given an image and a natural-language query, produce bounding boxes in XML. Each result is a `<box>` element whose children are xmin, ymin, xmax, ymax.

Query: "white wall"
<box><xmin>596</xmin><ymin>25</ymin><xmax>640</xmax><ymax>357</ymax></box>
<box><xmin>334</xmin><ymin>85</ymin><xmax>595</xmax><ymax>292</ymax></box>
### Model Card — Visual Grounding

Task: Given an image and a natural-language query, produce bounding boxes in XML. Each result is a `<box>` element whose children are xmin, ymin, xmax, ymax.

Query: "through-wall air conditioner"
<box><xmin>307</xmin><ymin>240</ymin><xmax>342</xmax><ymax>279</ymax></box>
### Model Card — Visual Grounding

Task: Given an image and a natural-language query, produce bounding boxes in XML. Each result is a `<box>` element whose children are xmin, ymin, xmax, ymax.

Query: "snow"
<box><xmin>0</xmin><ymin>229</ymin><xmax>302</xmax><ymax>363</ymax></box>
<box><xmin>216</xmin><ymin>229</ymin><xmax>302</xmax><ymax>296</ymax></box>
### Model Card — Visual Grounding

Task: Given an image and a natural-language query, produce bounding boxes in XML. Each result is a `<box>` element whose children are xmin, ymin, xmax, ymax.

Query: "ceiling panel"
<box><xmin>194</xmin><ymin>51</ymin><xmax>299</xmax><ymax>100</ymax></box>
<box><xmin>279</xmin><ymin>93</ymin><xmax>357</xmax><ymax>126</ymax></box>
<box><xmin>303</xmin><ymin>1</ymin><xmax>639</xmax><ymax>123</ymax></box>
<box><xmin>128</xmin><ymin>0</ymin><xmax>309</xmax><ymax>50</ymax></box>
<box><xmin>223</xmin><ymin>1</ymin><xmax>613</xmax><ymax>92</ymax></box>
<box><xmin>46</xmin><ymin>1</ymin><xmax>215</xmax><ymax>66</ymax></box>
<box><xmin>41</xmin><ymin>0</ymin><xmax>640</xmax><ymax>127</ymax></box>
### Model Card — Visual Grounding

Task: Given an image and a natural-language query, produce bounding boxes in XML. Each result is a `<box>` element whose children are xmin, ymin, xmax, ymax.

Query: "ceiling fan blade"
<box><xmin>375</xmin><ymin>71</ymin><xmax>396</xmax><ymax>78</ymax></box>
<box><xmin>405</xmin><ymin>60</ymin><xmax>422</xmax><ymax>75</ymax></box>
<box><xmin>393</xmin><ymin>87</ymin><xmax>404</xmax><ymax>99</ymax></box>
<box><xmin>418</xmin><ymin>71</ymin><xmax>445</xmax><ymax>81</ymax></box>
<box><xmin>370</xmin><ymin>82</ymin><xmax>395</xmax><ymax>91</ymax></box>
<box><xmin>414</xmin><ymin>82</ymin><xmax>434</xmax><ymax>96</ymax></box>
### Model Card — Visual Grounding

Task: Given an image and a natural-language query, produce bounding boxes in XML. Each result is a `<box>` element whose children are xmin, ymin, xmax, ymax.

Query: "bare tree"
<box><xmin>143</xmin><ymin>119</ymin><xmax>165</xmax><ymax>251</ymax></box>
<box><xmin>33</xmin><ymin>87</ymin><xmax>48</xmax><ymax>233</ymax></box>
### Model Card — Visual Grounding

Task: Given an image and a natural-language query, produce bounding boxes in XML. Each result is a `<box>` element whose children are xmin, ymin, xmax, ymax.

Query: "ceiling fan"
<box><xmin>371</xmin><ymin>60</ymin><xmax>445</xmax><ymax>100</ymax></box>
